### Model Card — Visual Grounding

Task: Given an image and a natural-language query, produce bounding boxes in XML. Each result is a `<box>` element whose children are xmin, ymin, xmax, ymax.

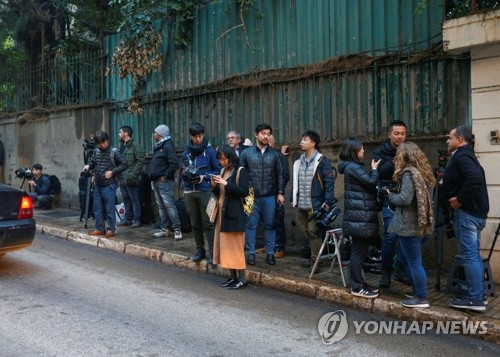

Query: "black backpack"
<box><xmin>50</xmin><ymin>175</ymin><xmax>62</xmax><ymax>194</ymax></box>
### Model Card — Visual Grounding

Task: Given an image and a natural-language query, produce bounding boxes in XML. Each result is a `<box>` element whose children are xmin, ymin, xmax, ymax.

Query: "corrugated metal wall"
<box><xmin>107</xmin><ymin>0</ymin><xmax>470</xmax><ymax>150</ymax></box>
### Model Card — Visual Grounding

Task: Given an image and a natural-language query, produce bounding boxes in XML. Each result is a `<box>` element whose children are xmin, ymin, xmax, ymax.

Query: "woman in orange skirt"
<box><xmin>211</xmin><ymin>144</ymin><xmax>250</xmax><ymax>289</ymax></box>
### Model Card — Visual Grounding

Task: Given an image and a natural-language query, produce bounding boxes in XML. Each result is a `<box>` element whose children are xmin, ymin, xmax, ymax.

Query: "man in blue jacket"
<box><xmin>28</xmin><ymin>163</ymin><xmax>55</xmax><ymax>209</ymax></box>
<box><xmin>443</xmin><ymin>125</ymin><xmax>489</xmax><ymax>312</ymax></box>
<box><xmin>181</xmin><ymin>122</ymin><xmax>221</xmax><ymax>263</ymax></box>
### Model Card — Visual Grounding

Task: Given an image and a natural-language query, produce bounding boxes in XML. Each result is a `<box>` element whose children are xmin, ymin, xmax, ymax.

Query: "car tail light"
<box><xmin>18</xmin><ymin>196</ymin><xmax>34</xmax><ymax>219</ymax></box>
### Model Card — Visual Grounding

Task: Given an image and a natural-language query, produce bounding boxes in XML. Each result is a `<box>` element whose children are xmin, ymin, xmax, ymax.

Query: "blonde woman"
<box><xmin>386</xmin><ymin>142</ymin><xmax>436</xmax><ymax>308</ymax></box>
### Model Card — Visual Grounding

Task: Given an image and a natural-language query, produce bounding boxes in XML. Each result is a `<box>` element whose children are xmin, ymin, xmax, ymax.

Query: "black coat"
<box><xmin>338</xmin><ymin>160</ymin><xmax>379</xmax><ymax>239</ymax></box>
<box><xmin>442</xmin><ymin>145</ymin><xmax>489</xmax><ymax>218</ymax></box>
<box><xmin>213</xmin><ymin>167</ymin><xmax>250</xmax><ymax>232</ymax></box>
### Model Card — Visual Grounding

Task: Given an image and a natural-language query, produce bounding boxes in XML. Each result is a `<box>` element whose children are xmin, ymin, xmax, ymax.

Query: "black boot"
<box><xmin>191</xmin><ymin>247</ymin><xmax>206</xmax><ymax>262</ymax></box>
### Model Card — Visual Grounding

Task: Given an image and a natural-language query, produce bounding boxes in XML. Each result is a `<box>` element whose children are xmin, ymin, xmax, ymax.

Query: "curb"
<box><xmin>38</xmin><ymin>224</ymin><xmax>500</xmax><ymax>344</ymax></box>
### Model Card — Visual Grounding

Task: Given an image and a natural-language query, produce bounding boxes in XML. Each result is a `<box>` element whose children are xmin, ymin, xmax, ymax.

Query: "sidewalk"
<box><xmin>35</xmin><ymin>208</ymin><xmax>500</xmax><ymax>343</ymax></box>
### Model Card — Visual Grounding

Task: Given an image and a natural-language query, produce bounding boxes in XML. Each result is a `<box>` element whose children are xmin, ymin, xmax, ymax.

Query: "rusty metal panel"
<box><xmin>106</xmin><ymin>0</ymin><xmax>446</xmax><ymax>104</ymax></box>
<box><xmin>109</xmin><ymin>56</ymin><xmax>470</xmax><ymax>152</ymax></box>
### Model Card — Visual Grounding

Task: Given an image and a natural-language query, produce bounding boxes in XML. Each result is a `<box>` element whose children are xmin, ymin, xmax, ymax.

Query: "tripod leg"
<box><xmin>309</xmin><ymin>231</ymin><xmax>330</xmax><ymax>279</ymax></box>
<box><xmin>83</xmin><ymin>177</ymin><xmax>92</xmax><ymax>228</ymax></box>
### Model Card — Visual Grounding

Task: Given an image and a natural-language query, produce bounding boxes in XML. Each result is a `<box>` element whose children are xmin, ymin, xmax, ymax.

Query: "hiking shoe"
<box><xmin>174</xmin><ymin>230</ymin><xmax>183</xmax><ymax>241</ymax></box>
<box><xmin>153</xmin><ymin>228</ymin><xmax>171</xmax><ymax>238</ymax></box>
<box><xmin>88</xmin><ymin>229</ymin><xmax>105</xmax><ymax>236</ymax></box>
<box><xmin>351</xmin><ymin>287</ymin><xmax>378</xmax><ymax>299</ymax></box>
<box><xmin>275</xmin><ymin>249</ymin><xmax>285</xmax><ymax>258</ymax></box>
<box><xmin>117</xmin><ymin>220</ymin><xmax>132</xmax><ymax>226</ymax></box>
<box><xmin>402</xmin><ymin>297</ymin><xmax>429</xmax><ymax>308</ymax></box>
<box><xmin>450</xmin><ymin>298</ymin><xmax>486</xmax><ymax>312</ymax></box>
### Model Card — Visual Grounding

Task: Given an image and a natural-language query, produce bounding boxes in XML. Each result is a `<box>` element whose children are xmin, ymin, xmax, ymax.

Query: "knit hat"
<box><xmin>154</xmin><ymin>124</ymin><xmax>170</xmax><ymax>138</ymax></box>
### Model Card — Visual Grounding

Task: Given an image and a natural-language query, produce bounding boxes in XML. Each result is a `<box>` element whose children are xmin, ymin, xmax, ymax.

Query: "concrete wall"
<box><xmin>0</xmin><ymin>107</ymin><xmax>108</xmax><ymax>209</ymax></box>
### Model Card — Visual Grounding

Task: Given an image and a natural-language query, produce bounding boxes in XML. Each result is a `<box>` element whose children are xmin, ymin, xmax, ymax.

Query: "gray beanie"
<box><xmin>154</xmin><ymin>124</ymin><xmax>170</xmax><ymax>138</ymax></box>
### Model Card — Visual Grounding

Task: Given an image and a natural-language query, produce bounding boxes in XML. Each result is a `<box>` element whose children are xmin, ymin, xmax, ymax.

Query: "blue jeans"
<box><xmin>120</xmin><ymin>184</ymin><xmax>141</xmax><ymax>223</ymax></box>
<box><xmin>151</xmin><ymin>180</ymin><xmax>181</xmax><ymax>231</ymax></box>
<box><xmin>452</xmin><ymin>209</ymin><xmax>486</xmax><ymax>301</ymax></box>
<box><xmin>93</xmin><ymin>183</ymin><xmax>117</xmax><ymax>232</ymax></box>
<box><xmin>245</xmin><ymin>196</ymin><xmax>276</xmax><ymax>255</ymax></box>
<box><xmin>380</xmin><ymin>206</ymin><xmax>407</xmax><ymax>274</ymax></box>
<box><xmin>398</xmin><ymin>235</ymin><xmax>427</xmax><ymax>299</ymax></box>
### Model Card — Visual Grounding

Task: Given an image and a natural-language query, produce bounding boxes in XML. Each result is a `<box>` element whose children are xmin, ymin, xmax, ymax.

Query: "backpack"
<box><xmin>50</xmin><ymin>175</ymin><xmax>62</xmax><ymax>194</ymax></box>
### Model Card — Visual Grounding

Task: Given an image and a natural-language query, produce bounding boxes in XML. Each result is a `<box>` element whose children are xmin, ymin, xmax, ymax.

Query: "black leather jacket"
<box><xmin>240</xmin><ymin>145</ymin><xmax>284</xmax><ymax>197</ymax></box>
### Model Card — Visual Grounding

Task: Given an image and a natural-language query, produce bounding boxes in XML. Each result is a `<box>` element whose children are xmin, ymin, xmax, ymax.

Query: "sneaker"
<box><xmin>131</xmin><ymin>222</ymin><xmax>141</xmax><ymax>228</ymax></box>
<box><xmin>117</xmin><ymin>220</ymin><xmax>132</xmax><ymax>226</ymax></box>
<box><xmin>362</xmin><ymin>282</ymin><xmax>379</xmax><ymax>293</ymax></box>
<box><xmin>402</xmin><ymin>297</ymin><xmax>429</xmax><ymax>308</ymax></box>
<box><xmin>405</xmin><ymin>291</ymin><xmax>415</xmax><ymax>299</ymax></box>
<box><xmin>174</xmin><ymin>230</ymin><xmax>183</xmax><ymax>241</ymax></box>
<box><xmin>153</xmin><ymin>229</ymin><xmax>171</xmax><ymax>238</ymax></box>
<box><xmin>455</xmin><ymin>294</ymin><xmax>489</xmax><ymax>306</ymax></box>
<box><xmin>450</xmin><ymin>298</ymin><xmax>486</xmax><ymax>312</ymax></box>
<box><xmin>351</xmin><ymin>287</ymin><xmax>378</xmax><ymax>299</ymax></box>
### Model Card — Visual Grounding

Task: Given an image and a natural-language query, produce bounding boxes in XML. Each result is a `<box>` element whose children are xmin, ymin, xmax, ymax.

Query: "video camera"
<box><xmin>15</xmin><ymin>167</ymin><xmax>34</xmax><ymax>180</ymax></box>
<box><xmin>181</xmin><ymin>157</ymin><xmax>207</xmax><ymax>183</ymax></box>
<box><xmin>308</xmin><ymin>200</ymin><xmax>341</xmax><ymax>230</ymax></box>
<box><xmin>83</xmin><ymin>136</ymin><xmax>96</xmax><ymax>165</ymax></box>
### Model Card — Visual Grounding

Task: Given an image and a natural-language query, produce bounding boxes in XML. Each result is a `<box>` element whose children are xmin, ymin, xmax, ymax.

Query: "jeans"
<box><xmin>93</xmin><ymin>183</ymin><xmax>117</xmax><ymax>232</ymax></box>
<box><xmin>380</xmin><ymin>206</ymin><xmax>407</xmax><ymax>275</ymax></box>
<box><xmin>120</xmin><ymin>184</ymin><xmax>141</xmax><ymax>223</ymax></box>
<box><xmin>184</xmin><ymin>190</ymin><xmax>214</xmax><ymax>254</ymax></box>
<box><xmin>245</xmin><ymin>196</ymin><xmax>276</xmax><ymax>255</ymax></box>
<box><xmin>452</xmin><ymin>209</ymin><xmax>486</xmax><ymax>301</ymax></box>
<box><xmin>398</xmin><ymin>235</ymin><xmax>428</xmax><ymax>299</ymax></box>
<box><xmin>151</xmin><ymin>180</ymin><xmax>181</xmax><ymax>231</ymax></box>
<box><xmin>28</xmin><ymin>192</ymin><xmax>54</xmax><ymax>209</ymax></box>
<box><xmin>350</xmin><ymin>235</ymin><xmax>371</xmax><ymax>290</ymax></box>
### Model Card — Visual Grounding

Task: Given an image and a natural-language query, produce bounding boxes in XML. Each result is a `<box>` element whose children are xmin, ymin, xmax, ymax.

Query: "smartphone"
<box><xmin>208</xmin><ymin>174</ymin><xmax>216</xmax><ymax>178</ymax></box>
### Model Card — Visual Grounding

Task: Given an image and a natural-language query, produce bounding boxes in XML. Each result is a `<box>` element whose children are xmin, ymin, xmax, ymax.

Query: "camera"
<box><xmin>83</xmin><ymin>136</ymin><xmax>96</xmax><ymax>165</ymax></box>
<box><xmin>308</xmin><ymin>200</ymin><xmax>341</xmax><ymax>230</ymax></box>
<box><xmin>15</xmin><ymin>167</ymin><xmax>34</xmax><ymax>180</ymax></box>
<box><xmin>182</xmin><ymin>157</ymin><xmax>207</xmax><ymax>183</ymax></box>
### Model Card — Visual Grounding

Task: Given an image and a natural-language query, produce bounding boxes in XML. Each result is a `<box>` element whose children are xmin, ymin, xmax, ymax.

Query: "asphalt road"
<box><xmin>0</xmin><ymin>233</ymin><xmax>498</xmax><ymax>357</ymax></box>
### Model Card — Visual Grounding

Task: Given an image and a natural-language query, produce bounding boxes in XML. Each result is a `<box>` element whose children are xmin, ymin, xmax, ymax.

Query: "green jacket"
<box><xmin>120</xmin><ymin>138</ymin><xmax>145</xmax><ymax>186</ymax></box>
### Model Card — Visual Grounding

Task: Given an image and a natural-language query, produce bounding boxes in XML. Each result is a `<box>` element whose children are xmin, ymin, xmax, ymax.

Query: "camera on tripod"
<box><xmin>15</xmin><ymin>167</ymin><xmax>34</xmax><ymax>180</ymax></box>
<box><xmin>83</xmin><ymin>136</ymin><xmax>96</xmax><ymax>165</ymax></box>
<box><xmin>308</xmin><ymin>200</ymin><xmax>341</xmax><ymax>230</ymax></box>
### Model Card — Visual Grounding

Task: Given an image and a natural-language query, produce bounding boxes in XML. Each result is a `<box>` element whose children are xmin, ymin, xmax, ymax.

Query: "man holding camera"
<box><xmin>181</xmin><ymin>122</ymin><xmax>221</xmax><ymax>263</ymax></box>
<box><xmin>28</xmin><ymin>163</ymin><xmax>55</xmax><ymax>209</ymax></box>
<box><xmin>291</xmin><ymin>130</ymin><xmax>335</xmax><ymax>270</ymax></box>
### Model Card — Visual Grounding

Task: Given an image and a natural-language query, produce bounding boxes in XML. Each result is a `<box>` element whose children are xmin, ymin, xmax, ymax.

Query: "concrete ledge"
<box><xmin>125</xmin><ymin>244</ymin><xmax>163</xmax><ymax>262</ymax></box>
<box><xmin>38</xmin><ymin>225</ymin><xmax>69</xmax><ymax>239</ymax></box>
<box><xmin>68</xmin><ymin>231</ymin><xmax>99</xmax><ymax>246</ymax></box>
<box><xmin>97</xmin><ymin>237</ymin><xmax>125</xmax><ymax>253</ymax></box>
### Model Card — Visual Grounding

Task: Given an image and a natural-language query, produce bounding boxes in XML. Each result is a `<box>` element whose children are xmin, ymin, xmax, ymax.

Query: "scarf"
<box><xmin>399</xmin><ymin>166</ymin><xmax>434</xmax><ymax>237</ymax></box>
<box><xmin>187</xmin><ymin>137</ymin><xmax>209</xmax><ymax>156</ymax></box>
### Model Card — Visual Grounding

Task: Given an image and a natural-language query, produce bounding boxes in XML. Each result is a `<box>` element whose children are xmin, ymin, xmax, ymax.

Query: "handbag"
<box><xmin>205</xmin><ymin>194</ymin><xmax>218</xmax><ymax>223</ymax></box>
<box><xmin>236</xmin><ymin>167</ymin><xmax>254</xmax><ymax>216</ymax></box>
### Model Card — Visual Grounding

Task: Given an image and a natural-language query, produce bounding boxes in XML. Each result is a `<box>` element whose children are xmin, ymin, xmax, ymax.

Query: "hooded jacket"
<box><xmin>120</xmin><ymin>138</ymin><xmax>145</xmax><ymax>186</ymax></box>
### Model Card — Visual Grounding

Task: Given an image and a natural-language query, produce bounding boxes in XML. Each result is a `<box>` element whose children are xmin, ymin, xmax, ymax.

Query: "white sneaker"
<box><xmin>174</xmin><ymin>230</ymin><xmax>183</xmax><ymax>240</ymax></box>
<box><xmin>153</xmin><ymin>228</ymin><xmax>171</xmax><ymax>238</ymax></box>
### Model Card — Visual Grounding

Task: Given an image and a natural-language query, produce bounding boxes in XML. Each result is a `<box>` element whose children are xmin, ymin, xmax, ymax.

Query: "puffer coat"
<box><xmin>338</xmin><ymin>160</ymin><xmax>379</xmax><ymax>239</ymax></box>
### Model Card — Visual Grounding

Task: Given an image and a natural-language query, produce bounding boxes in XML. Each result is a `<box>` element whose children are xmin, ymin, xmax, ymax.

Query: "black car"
<box><xmin>0</xmin><ymin>183</ymin><xmax>36</xmax><ymax>257</ymax></box>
